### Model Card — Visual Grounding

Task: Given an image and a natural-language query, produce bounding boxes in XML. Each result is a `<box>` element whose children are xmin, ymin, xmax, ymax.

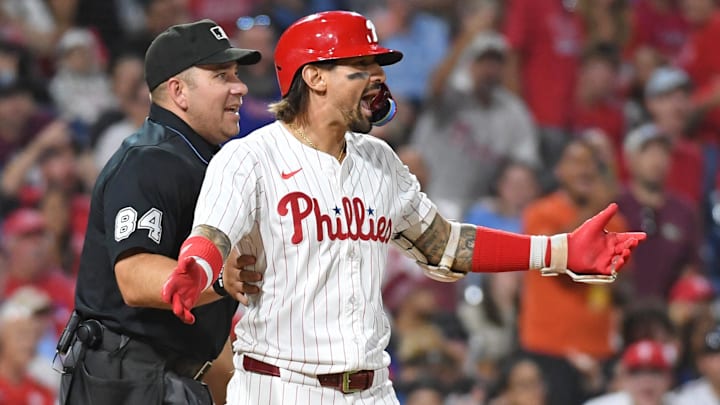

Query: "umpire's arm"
<box><xmin>115</xmin><ymin>249</ymin><xmax>258</xmax><ymax>308</ymax></box>
<box><xmin>115</xmin><ymin>250</ymin><xmax>226</xmax><ymax>308</ymax></box>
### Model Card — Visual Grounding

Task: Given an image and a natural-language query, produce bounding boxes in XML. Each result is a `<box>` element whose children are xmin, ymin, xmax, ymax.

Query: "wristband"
<box><xmin>212</xmin><ymin>269</ymin><xmax>229</xmax><ymax>297</ymax></box>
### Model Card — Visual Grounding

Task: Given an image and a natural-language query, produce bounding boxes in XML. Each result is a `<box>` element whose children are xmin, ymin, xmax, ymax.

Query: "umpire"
<box><xmin>58</xmin><ymin>19</ymin><xmax>261</xmax><ymax>405</ymax></box>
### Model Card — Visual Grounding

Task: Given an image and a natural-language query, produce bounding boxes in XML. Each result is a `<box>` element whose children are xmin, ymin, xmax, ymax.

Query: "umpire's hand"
<box><xmin>224</xmin><ymin>253</ymin><xmax>262</xmax><ymax>305</ymax></box>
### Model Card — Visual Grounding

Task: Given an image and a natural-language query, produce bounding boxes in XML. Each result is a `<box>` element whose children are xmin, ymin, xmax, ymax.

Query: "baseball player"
<box><xmin>161</xmin><ymin>11</ymin><xmax>646</xmax><ymax>405</ymax></box>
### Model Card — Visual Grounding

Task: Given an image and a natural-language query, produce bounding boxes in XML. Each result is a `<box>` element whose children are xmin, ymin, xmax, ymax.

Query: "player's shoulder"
<box><xmin>210</xmin><ymin>121</ymin><xmax>285</xmax><ymax>168</ymax></box>
<box><xmin>224</xmin><ymin>121</ymin><xmax>283</xmax><ymax>150</ymax></box>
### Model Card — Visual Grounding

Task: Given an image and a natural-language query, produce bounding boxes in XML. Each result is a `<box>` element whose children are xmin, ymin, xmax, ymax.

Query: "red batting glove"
<box><xmin>161</xmin><ymin>256</ymin><xmax>207</xmax><ymax>324</ymax></box>
<box><xmin>566</xmin><ymin>203</ymin><xmax>646</xmax><ymax>277</ymax></box>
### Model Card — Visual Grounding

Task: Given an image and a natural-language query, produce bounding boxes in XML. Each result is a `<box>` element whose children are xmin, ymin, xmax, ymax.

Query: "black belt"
<box><xmin>242</xmin><ymin>356</ymin><xmax>375</xmax><ymax>394</ymax></box>
<box><xmin>77</xmin><ymin>320</ymin><xmax>212</xmax><ymax>381</ymax></box>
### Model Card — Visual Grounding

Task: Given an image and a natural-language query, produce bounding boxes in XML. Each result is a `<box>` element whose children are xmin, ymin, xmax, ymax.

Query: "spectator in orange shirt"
<box><xmin>520</xmin><ymin>138</ymin><xmax>628</xmax><ymax>405</ymax></box>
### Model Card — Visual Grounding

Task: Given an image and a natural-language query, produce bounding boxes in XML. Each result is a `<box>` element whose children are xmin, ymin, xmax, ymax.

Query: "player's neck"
<box><xmin>287</xmin><ymin>118</ymin><xmax>346</xmax><ymax>158</ymax></box>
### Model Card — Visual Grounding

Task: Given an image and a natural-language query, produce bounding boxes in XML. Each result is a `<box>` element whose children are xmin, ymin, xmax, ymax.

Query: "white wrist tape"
<box><xmin>438</xmin><ymin>221</ymin><xmax>462</xmax><ymax>269</ymax></box>
<box><xmin>529</xmin><ymin>235</ymin><xmax>549</xmax><ymax>270</ymax></box>
<box><xmin>548</xmin><ymin>233</ymin><xmax>568</xmax><ymax>271</ymax></box>
<box><xmin>192</xmin><ymin>256</ymin><xmax>214</xmax><ymax>291</ymax></box>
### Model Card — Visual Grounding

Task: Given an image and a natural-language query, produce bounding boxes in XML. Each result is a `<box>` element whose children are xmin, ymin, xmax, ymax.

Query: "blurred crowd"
<box><xmin>0</xmin><ymin>0</ymin><xmax>720</xmax><ymax>404</ymax></box>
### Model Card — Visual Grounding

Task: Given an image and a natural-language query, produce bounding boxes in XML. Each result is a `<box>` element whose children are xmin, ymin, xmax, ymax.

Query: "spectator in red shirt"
<box><xmin>571</xmin><ymin>43</ymin><xmax>626</xmax><ymax>161</ymax></box>
<box><xmin>0</xmin><ymin>208</ymin><xmax>75</xmax><ymax>337</ymax></box>
<box><xmin>0</xmin><ymin>299</ymin><xmax>54</xmax><ymax>405</ymax></box>
<box><xmin>678</xmin><ymin>0</ymin><xmax>720</xmax><ymax>144</ymax></box>
<box><xmin>627</xmin><ymin>0</ymin><xmax>689</xmax><ymax>63</ymax></box>
<box><xmin>503</xmin><ymin>0</ymin><xmax>584</xmax><ymax>169</ymax></box>
<box><xmin>644</xmin><ymin>66</ymin><xmax>705</xmax><ymax>205</ymax></box>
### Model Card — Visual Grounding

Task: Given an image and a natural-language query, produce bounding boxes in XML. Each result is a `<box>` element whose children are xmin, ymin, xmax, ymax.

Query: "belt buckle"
<box><xmin>193</xmin><ymin>361</ymin><xmax>212</xmax><ymax>381</ymax></box>
<box><xmin>341</xmin><ymin>370</ymin><xmax>362</xmax><ymax>394</ymax></box>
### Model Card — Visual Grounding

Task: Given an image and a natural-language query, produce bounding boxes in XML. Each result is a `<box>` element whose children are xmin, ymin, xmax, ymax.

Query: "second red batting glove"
<box><xmin>542</xmin><ymin>203</ymin><xmax>647</xmax><ymax>283</ymax></box>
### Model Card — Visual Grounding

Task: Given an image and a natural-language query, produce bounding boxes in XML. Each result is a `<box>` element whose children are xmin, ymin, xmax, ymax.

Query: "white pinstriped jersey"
<box><xmin>193</xmin><ymin>121</ymin><xmax>435</xmax><ymax>375</ymax></box>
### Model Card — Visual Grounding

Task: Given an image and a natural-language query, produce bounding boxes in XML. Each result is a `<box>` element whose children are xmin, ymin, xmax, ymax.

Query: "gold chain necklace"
<box><xmin>289</xmin><ymin>123</ymin><xmax>346</xmax><ymax>162</ymax></box>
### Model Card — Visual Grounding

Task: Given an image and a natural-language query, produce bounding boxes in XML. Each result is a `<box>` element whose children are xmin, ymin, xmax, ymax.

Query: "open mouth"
<box><xmin>360</xmin><ymin>93</ymin><xmax>375</xmax><ymax>118</ymax></box>
<box><xmin>224</xmin><ymin>105</ymin><xmax>240</xmax><ymax>115</ymax></box>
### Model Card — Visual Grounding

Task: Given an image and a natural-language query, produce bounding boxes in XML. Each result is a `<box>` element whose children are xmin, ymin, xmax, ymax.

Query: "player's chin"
<box><xmin>349</xmin><ymin>118</ymin><xmax>372</xmax><ymax>134</ymax></box>
<box><xmin>348</xmin><ymin>108</ymin><xmax>372</xmax><ymax>134</ymax></box>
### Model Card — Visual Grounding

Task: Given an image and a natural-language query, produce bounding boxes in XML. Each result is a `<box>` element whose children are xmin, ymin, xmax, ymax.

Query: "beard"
<box><xmin>345</xmin><ymin>103</ymin><xmax>372</xmax><ymax>134</ymax></box>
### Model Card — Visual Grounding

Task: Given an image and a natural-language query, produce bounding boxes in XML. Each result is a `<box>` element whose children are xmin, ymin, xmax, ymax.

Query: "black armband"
<box><xmin>212</xmin><ymin>269</ymin><xmax>229</xmax><ymax>297</ymax></box>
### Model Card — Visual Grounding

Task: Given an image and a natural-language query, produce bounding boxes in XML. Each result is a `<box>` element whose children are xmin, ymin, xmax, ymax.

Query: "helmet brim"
<box><xmin>375</xmin><ymin>50</ymin><xmax>403</xmax><ymax>66</ymax></box>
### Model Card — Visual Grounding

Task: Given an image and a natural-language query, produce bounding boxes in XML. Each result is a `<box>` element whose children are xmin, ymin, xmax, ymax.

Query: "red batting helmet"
<box><xmin>274</xmin><ymin>11</ymin><xmax>403</xmax><ymax>96</ymax></box>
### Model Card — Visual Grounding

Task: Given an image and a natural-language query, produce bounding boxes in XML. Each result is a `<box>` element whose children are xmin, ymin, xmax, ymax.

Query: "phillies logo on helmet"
<box><xmin>365</xmin><ymin>20</ymin><xmax>379</xmax><ymax>44</ymax></box>
<box><xmin>278</xmin><ymin>192</ymin><xmax>392</xmax><ymax>244</ymax></box>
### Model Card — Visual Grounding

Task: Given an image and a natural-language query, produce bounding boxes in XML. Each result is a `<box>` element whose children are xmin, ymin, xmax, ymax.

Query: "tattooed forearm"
<box><xmin>411</xmin><ymin>216</ymin><xmax>477</xmax><ymax>273</ymax></box>
<box><xmin>412</xmin><ymin>215</ymin><xmax>449</xmax><ymax>265</ymax></box>
<box><xmin>190</xmin><ymin>224</ymin><xmax>232</xmax><ymax>261</ymax></box>
<box><xmin>453</xmin><ymin>225</ymin><xmax>476</xmax><ymax>273</ymax></box>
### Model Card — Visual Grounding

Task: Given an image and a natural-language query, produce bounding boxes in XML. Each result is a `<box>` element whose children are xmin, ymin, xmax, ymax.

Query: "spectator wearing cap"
<box><xmin>49</xmin><ymin>28</ymin><xmax>116</xmax><ymax>130</ymax></box>
<box><xmin>411</xmin><ymin>30</ymin><xmax>539</xmax><ymax>219</ymax></box>
<box><xmin>0</xmin><ymin>298</ymin><xmax>54</xmax><ymax>405</ymax></box>
<box><xmin>585</xmin><ymin>340</ymin><xmax>676</xmax><ymax>405</ymax></box>
<box><xmin>674</xmin><ymin>324</ymin><xmax>720</xmax><ymax>404</ymax></box>
<box><xmin>643</xmin><ymin>66</ymin><xmax>705</xmax><ymax>206</ymax></box>
<box><xmin>2</xmin><ymin>286</ymin><xmax>60</xmax><ymax>394</ymax></box>
<box><xmin>668</xmin><ymin>273</ymin><xmax>715</xmax><ymax>328</ymax></box>
<box><xmin>616</xmin><ymin>124</ymin><xmax>703</xmax><ymax>300</ymax></box>
<box><xmin>669</xmin><ymin>273</ymin><xmax>717</xmax><ymax>386</ymax></box>
<box><xmin>0</xmin><ymin>208</ymin><xmax>75</xmax><ymax>337</ymax></box>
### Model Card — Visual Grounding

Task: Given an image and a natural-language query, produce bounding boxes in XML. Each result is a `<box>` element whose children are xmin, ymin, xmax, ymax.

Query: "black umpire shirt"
<box><xmin>74</xmin><ymin>103</ymin><xmax>238</xmax><ymax>362</ymax></box>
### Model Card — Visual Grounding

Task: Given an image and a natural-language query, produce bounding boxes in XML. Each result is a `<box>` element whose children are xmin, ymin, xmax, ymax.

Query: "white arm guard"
<box><xmin>390</xmin><ymin>221</ymin><xmax>466</xmax><ymax>283</ymax></box>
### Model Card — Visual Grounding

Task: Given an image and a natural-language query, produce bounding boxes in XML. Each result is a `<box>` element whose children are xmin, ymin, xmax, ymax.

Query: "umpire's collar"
<box><xmin>148</xmin><ymin>103</ymin><xmax>220</xmax><ymax>164</ymax></box>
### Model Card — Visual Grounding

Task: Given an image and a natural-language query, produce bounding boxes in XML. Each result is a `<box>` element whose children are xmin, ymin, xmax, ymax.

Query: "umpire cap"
<box><xmin>145</xmin><ymin>19</ymin><xmax>261</xmax><ymax>90</ymax></box>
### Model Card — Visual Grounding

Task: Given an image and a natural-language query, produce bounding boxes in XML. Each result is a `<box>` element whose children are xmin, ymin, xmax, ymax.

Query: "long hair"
<box><xmin>268</xmin><ymin>61</ymin><xmax>335</xmax><ymax>124</ymax></box>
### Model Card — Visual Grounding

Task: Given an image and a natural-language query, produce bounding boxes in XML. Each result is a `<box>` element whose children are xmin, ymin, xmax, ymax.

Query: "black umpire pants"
<box><xmin>59</xmin><ymin>322</ymin><xmax>212</xmax><ymax>405</ymax></box>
